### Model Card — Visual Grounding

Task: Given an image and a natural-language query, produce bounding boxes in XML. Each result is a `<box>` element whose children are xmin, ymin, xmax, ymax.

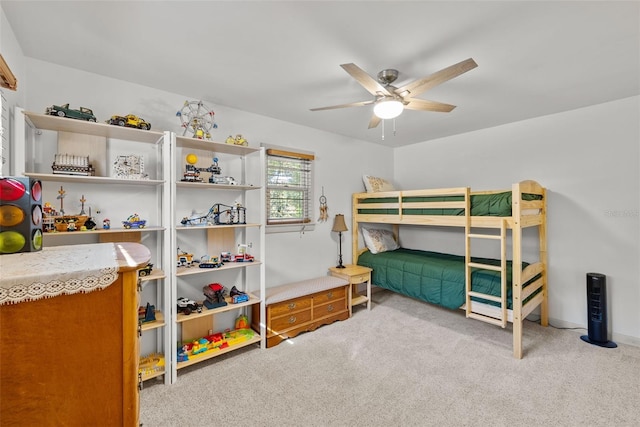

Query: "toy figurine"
<box><xmin>103</xmin><ymin>218</ymin><xmax>111</xmax><ymax>229</ymax></box>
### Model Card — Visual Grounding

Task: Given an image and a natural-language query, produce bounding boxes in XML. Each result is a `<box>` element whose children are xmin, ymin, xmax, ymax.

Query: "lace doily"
<box><xmin>0</xmin><ymin>243</ymin><xmax>119</xmax><ymax>305</ymax></box>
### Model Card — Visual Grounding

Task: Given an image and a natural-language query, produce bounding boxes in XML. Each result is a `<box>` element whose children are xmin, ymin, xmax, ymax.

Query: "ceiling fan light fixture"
<box><xmin>374</xmin><ymin>99</ymin><xmax>403</xmax><ymax>119</ymax></box>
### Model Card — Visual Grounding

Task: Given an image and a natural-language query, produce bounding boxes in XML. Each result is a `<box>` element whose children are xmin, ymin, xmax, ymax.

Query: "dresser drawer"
<box><xmin>314</xmin><ymin>299</ymin><xmax>346</xmax><ymax>318</ymax></box>
<box><xmin>270</xmin><ymin>309</ymin><xmax>312</xmax><ymax>332</ymax></box>
<box><xmin>269</xmin><ymin>295</ymin><xmax>312</xmax><ymax>317</ymax></box>
<box><xmin>349</xmin><ymin>274</ymin><xmax>369</xmax><ymax>284</ymax></box>
<box><xmin>312</xmin><ymin>286</ymin><xmax>346</xmax><ymax>305</ymax></box>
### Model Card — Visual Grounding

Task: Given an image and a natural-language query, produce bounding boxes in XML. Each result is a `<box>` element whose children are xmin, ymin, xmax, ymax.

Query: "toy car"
<box><xmin>122</xmin><ymin>213</ymin><xmax>146</xmax><ymax>229</ymax></box>
<box><xmin>177</xmin><ymin>297</ymin><xmax>201</xmax><ymax>315</ymax></box>
<box><xmin>107</xmin><ymin>114</ymin><xmax>151</xmax><ymax>130</ymax></box>
<box><xmin>46</xmin><ymin>103</ymin><xmax>97</xmax><ymax>122</ymax></box>
<box><xmin>199</xmin><ymin>255</ymin><xmax>221</xmax><ymax>268</ymax></box>
<box><xmin>138</xmin><ymin>263</ymin><xmax>153</xmax><ymax>277</ymax></box>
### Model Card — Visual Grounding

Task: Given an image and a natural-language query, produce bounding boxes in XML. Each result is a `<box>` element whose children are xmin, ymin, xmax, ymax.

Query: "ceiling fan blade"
<box><xmin>341</xmin><ymin>63</ymin><xmax>391</xmax><ymax>96</ymax></box>
<box><xmin>395</xmin><ymin>58</ymin><xmax>478</xmax><ymax>99</ymax></box>
<box><xmin>404</xmin><ymin>99</ymin><xmax>456</xmax><ymax>113</ymax></box>
<box><xmin>368</xmin><ymin>114</ymin><xmax>382</xmax><ymax>129</ymax></box>
<box><xmin>310</xmin><ymin>100</ymin><xmax>374</xmax><ymax>111</ymax></box>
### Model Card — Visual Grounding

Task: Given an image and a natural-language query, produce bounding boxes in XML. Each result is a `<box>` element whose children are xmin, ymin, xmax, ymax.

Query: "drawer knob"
<box><xmin>327</xmin><ymin>292</ymin><xmax>333</xmax><ymax>299</ymax></box>
<box><xmin>288</xmin><ymin>316</ymin><xmax>296</xmax><ymax>324</ymax></box>
<box><xmin>288</xmin><ymin>303</ymin><xmax>296</xmax><ymax>310</ymax></box>
<box><xmin>327</xmin><ymin>304</ymin><xmax>334</xmax><ymax>312</ymax></box>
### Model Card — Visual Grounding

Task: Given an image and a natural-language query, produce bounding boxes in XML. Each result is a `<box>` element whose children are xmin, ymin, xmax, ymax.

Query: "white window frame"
<box><xmin>263</xmin><ymin>144</ymin><xmax>315</xmax><ymax>234</ymax></box>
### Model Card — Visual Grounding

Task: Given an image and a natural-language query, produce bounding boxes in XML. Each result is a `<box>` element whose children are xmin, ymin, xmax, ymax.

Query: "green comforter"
<box><xmin>358</xmin><ymin>248</ymin><xmax>528</xmax><ymax>310</ymax></box>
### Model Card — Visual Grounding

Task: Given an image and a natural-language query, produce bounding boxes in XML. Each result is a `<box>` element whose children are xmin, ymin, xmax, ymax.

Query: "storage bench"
<box><xmin>251</xmin><ymin>276</ymin><xmax>349</xmax><ymax>348</ymax></box>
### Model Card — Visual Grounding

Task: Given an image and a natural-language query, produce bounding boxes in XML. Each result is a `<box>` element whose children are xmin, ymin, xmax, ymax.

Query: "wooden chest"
<box><xmin>251</xmin><ymin>276</ymin><xmax>349</xmax><ymax>348</ymax></box>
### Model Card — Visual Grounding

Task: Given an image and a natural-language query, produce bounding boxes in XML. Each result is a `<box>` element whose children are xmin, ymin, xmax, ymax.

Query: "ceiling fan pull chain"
<box><xmin>381</xmin><ymin>119</ymin><xmax>385</xmax><ymax>140</ymax></box>
<box><xmin>393</xmin><ymin>118</ymin><xmax>397</xmax><ymax>136</ymax></box>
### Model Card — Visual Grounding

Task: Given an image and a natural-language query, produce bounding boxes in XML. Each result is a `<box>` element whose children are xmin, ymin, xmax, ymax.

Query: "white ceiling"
<box><xmin>3</xmin><ymin>1</ymin><xmax>639</xmax><ymax>148</ymax></box>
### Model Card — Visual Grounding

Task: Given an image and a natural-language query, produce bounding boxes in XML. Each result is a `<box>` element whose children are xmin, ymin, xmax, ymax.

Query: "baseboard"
<box><xmin>546</xmin><ymin>317</ymin><xmax>640</xmax><ymax>348</ymax></box>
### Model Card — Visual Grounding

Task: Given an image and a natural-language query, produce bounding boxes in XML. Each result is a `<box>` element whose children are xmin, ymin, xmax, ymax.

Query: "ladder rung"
<box><xmin>468</xmin><ymin>233</ymin><xmax>502</xmax><ymax>240</ymax></box>
<box><xmin>467</xmin><ymin>311</ymin><xmax>505</xmax><ymax>327</ymax></box>
<box><xmin>468</xmin><ymin>291</ymin><xmax>502</xmax><ymax>303</ymax></box>
<box><xmin>468</xmin><ymin>262</ymin><xmax>502</xmax><ymax>272</ymax></box>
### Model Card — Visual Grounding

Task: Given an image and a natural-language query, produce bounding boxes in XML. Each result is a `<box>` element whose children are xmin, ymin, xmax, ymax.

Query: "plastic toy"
<box><xmin>139</xmin><ymin>353</ymin><xmax>165</xmax><ymax>377</ymax></box>
<box><xmin>199</xmin><ymin>255</ymin><xmax>221</xmax><ymax>269</ymax></box>
<box><xmin>107</xmin><ymin>114</ymin><xmax>151</xmax><ymax>130</ymax></box>
<box><xmin>138</xmin><ymin>263</ymin><xmax>153</xmax><ymax>277</ymax></box>
<box><xmin>180</xmin><ymin>202</ymin><xmax>246</xmax><ymax>226</ymax></box>
<box><xmin>103</xmin><ymin>218</ymin><xmax>111</xmax><ymax>229</ymax></box>
<box><xmin>122</xmin><ymin>213</ymin><xmax>146</xmax><ymax>229</ymax></box>
<box><xmin>230</xmin><ymin>286</ymin><xmax>249</xmax><ymax>303</ymax></box>
<box><xmin>225</xmin><ymin>134</ymin><xmax>248</xmax><ymax>146</ymax></box>
<box><xmin>177</xmin><ymin>248</ymin><xmax>194</xmax><ymax>267</ymax></box>
<box><xmin>181</xmin><ymin>154</ymin><xmax>221</xmax><ymax>183</ymax></box>
<box><xmin>220</xmin><ymin>252</ymin><xmax>232</xmax><ymax>263</ymax></box>
<box><xmin>235</xmin><ymin>314</ymin><xmax>249</xmax><ymax>329</ymax></box>
<box><xmin>176</xmin><ymin>100</ymin><xmax>218</xmax><ymax>140</ymax></box>
<box><xmin>203</xmin><ymin>283</ymin><xmax>227</xmax><ymax>309</ymax></box>
<box><xmin>177</xmin><ymin>297</ymin><xmax>201</xmax><ymax>315</ymax></box>
<box><xmin>46</xmin><ymin>103</ymin><xmax>97</xmax><ymax>122</ymax></box>
<box><xmin>51</xmin><ymin>154</ymin><xmax>95</xmax><ymax>176</ymax></box>
<box><xmin>138</xmin><ymin>302</ymin><xmax>156</xmax><ymax>323</ymax></box>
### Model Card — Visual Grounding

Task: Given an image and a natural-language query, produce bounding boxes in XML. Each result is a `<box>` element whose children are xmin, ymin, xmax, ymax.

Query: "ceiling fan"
<box><xmin>310</xmin><ymin>58</ymin><xmax>478</xmax><ymax>129</ymax></box>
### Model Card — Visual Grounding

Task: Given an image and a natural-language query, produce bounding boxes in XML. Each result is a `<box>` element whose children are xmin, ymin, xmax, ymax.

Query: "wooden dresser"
<box><xmin>252</xmin><ymin>276</ymin><xmax>349</xmax><ymax>348</ymax></box>
<box><xmin>0</xmin><ymin>242</ymin><xmax>149</xmax><ymax>427</ymax></box>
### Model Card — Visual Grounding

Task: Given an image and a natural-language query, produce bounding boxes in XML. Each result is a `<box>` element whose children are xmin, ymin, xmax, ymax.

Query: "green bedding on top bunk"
<box><xmin>358</xmin><ymin>248</ymin><xmax>529</xmax><ymax>310</ymax></box>
<box><xmin>359</xmin><ymin>191</ymin><xmax>542</xmax><ymax>216</ymax></box>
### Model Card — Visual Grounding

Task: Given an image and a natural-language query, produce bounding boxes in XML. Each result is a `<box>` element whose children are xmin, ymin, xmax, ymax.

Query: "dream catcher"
<box><xmin>318</xmin><ymin>187</ymin><xmax>328</xmax><ymax>222</ymax></box>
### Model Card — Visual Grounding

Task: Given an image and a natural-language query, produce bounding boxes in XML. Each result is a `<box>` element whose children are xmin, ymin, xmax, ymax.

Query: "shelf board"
<box><xmin>139</xmin><ymin>269</ymin><xmax>166</xmax><ymax>282</ymax></box>
<box><xmin>141</xmin><ymin>370</ymin><xmax>165</xmax><ymax>382</ymax></box>
<box><xmin>176</xmin><ymin>223</ymin><xmax>261</xmax><ymax>231</ymax></box>
<box><xmin>176</xmin><ymin>181</ymin><xmax>260</xmax><ymax>191</ymax></box>
<box><xmin>42</xmin><ymin>226</ymin><xmax>165</xmax><ymax>237</ymax></box>
<box><xmin>176</xmin><ymin>260</ymin><xmax>261</xmax><ymax>277</ymax></box>
<box><xmin>175</xmin><ymin>135</ymin><xmax>260</xmax><ymax>156</ymax></box>
<box><xmin>351</xmin><ymin>295</ymin><xmax>369</xmax><ymax>307</ymax></box>
<box><xmin>176</xmin><ymin>334</ymin><xmax>261</xmax><ymax>370</ymax></box>
<box><xmin>25</xmin><ymin>173</ymin><xmax>164</xmax><ymax>186</ymax></box>
<box><xmin>23</xmin><ymin>111</ymin><xmax>164</xmax><ymax>144</ymax></box>
<box><xmin>141</xmin><ymin>311</ymin><xmax>165</xmax><ymax>332</ymax></box>
<box><xmin>176</xmin><ymin>293</ymin><xmax>260</xmax><ymax>322</ymax></box>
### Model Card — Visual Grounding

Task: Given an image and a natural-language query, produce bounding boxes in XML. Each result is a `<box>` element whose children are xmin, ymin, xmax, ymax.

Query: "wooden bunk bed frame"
<box><xmin>352</xmin><ymin>180</ymin><xmax>548</xmax><ymax>359</ymax></box>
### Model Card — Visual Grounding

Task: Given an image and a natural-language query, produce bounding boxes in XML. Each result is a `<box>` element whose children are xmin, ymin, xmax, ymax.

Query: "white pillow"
<box><xmin>361</xmin><ymin>227</ymin><xmax>399</xmax><ymax>254</ymax></box>
<box><xmin>363</xmin><ymin>175</ymin><xmax>395</xmax><ymax>193</ymax></box>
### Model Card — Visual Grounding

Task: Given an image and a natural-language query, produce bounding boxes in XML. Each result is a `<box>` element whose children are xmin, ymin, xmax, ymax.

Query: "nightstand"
<box><xmin>328</xmin><ymin>264</ymin><xmax>372</xmax><ymax>316</ymax></box>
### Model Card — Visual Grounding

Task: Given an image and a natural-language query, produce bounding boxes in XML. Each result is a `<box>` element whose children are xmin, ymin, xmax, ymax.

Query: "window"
<box><xmin>265</xmin><ymin>148</ymin><xmax>314</xmax><ymax>227</ymax></box>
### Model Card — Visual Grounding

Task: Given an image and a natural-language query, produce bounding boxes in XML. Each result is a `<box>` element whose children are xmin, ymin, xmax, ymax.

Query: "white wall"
<box><xmin>21</xmin><ymin>57</ymin><xmax>393</xmax><ymax>287</ymax></box>
<box><xmin>394</xmin><ymin>97</ymin><xmax>640</xmax><ymax>344</ymax></box>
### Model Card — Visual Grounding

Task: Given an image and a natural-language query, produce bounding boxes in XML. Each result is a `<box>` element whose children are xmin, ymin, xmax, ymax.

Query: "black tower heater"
<box><xmin>580</xmin><ymin>273</ymin><xmax>617</xmax><ymax>348</ymax></box>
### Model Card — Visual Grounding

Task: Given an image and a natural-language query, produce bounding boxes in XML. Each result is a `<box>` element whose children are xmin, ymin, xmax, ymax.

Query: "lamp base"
<box><xmin>335</xmin><ymin>264</ymin><xmax>346</xmax><ymax>269</ymax></box>
<box><xmin>580</xmin><ymin>335</ymin><xmax>617</xmax><ymax>348</ymax></box>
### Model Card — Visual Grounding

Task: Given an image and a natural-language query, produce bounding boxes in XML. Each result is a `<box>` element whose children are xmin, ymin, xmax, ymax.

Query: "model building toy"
<box><xmin>46</xmin><ymin>103</ymin><xmax>96</xmax><ymax>122</ymax></box>
<box><xmin>176</xmin><ymin>100</ymin><xmax>218</xmax><ymax>140</ymax></box>
<box><xmin>138</xmin><ymin>263</ymin><xmax>153</xmax><ymax>277</ymax></box>
<box><xmin>230</xmin><ymin>286</ymin><xmax>249</xmax><ymax>304</ymax></box>
<box><xmin>107</xmin><ymin>114</ymin><xmax>151</xmax><ymax>130</ymax></box>
<box><xmin>138</xmin><ymin>302</ymin><xmax>156</xmax><ymax>323</ymax></box>
<box><xmin>199</xmin><ymin>255</ymin><xmax>222</xmax><ymax>269</ymax></box>
<box><xmin>122</xmin><ymin>213</ymin><xmax>146</xmax><ymax>229</ymax></box>
<box><xmin>181</xmin><ymin>154</ymin><xmax>222</xmax><ymax>183</ymax></box>
<box><xmin>203</xmin><ymin>283</ymin><xmax>227</xmax><ymax>309</ymax></box>
<box><xmin>177</xmin><ymin>248</ymin><xmax>195</xmax><ymax>267</ymax></box>
<box><xmin>177</xmin><ymin>297</ymin><xmax>201</xmax><ymax>315</ymax></box>
<box><xmin>180</xmin><ymin>202</ymin><xmax>246</xmax><ymax>226</ymax></box>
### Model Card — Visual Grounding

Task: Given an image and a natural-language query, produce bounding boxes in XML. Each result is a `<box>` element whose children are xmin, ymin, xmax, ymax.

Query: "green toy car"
<box><xmin>46</xmin><ymin>103</ymin><xmax>96</xmax><ymax>122</ymax></box>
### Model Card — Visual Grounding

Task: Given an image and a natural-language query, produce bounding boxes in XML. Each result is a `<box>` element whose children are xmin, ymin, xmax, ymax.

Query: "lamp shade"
<box><xmin>332</xmin><ymin>214</ymin><xmax>348</xmax><ymax>232</ymax></box>
<box><xmin>373</xmin><ymin>99</ymin><xmax>403</xmax><ymax>119</ymax></box>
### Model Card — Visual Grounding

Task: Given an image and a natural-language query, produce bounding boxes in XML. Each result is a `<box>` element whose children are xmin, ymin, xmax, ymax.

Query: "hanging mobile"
<box><xmin>318</xmin><ymin>187</ymin><xmax>328</xmax><ymax>222</ymax></box>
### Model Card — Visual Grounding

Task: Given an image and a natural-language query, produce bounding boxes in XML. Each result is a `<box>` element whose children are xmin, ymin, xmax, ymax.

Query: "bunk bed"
<box><xmin>352</xmin><ymin>180</ymin><xmax>548</xmax><ymax>359</ymax></box>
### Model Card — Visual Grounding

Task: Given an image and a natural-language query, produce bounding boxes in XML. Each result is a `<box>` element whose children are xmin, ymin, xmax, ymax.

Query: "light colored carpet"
<box><xmin>140</xmin><ymin>290</ymin><xmax>640</xmax><ymax>427</ymax></box>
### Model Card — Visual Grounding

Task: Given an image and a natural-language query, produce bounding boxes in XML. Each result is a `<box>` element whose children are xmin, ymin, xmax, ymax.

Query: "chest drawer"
<box><xmin>314</xmin><ymin>298</ymin><xmax>346</xmax><ymax>318</ymax></box>
<box><xmin>269</xmin><ymin>295</ymin><xmax>312</xmax><ymax>316</ymax></box>
<box><xmin>312</xmin><ymin>286</ymin><xmax>346</xmax><ymax>305</ymax></box>
<box><xmin>270</xmin><ymin>309</ymin><xmax>312</xmax><ymax>331</ymax></box>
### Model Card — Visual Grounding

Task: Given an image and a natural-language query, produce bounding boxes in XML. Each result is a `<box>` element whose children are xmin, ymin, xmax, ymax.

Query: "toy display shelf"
<box><xmin>25</xmin><ymin>173</ymin><xmax>164</xmax><ymax>186</ymax></box>
<box><xmin>139</xmin><ymin>269</ymin><xmax>166</xmax><ymax>283</ymax></box>
<box><xmin>23</xmin><ymin>111</ymin><xmax>164</xmax><ymax>144</ymax></box>
<box><xmin>175</xmin><ymin>292</ymin><xmax>260</xmax><ymax>323</ymax></box>
<box><xmin>175</xmin><ymin>134</ymin><xmax>260</xmax><ymax>156</ymax></box>
<box><xmin>176</xmin><ymin>333</ymin><xmax>261</xmax><ymax>370</ymax></box>
<box><xmin>176</xmin><ymin>181</ymin><xmax>259</xmax><ymax>191</ymax></box>
<box><xmin>139</xmin><ymin>353</ymin><xmax>165</xmax><ymax>382</ymax></box>
<box><xmin>176</xmin><ymin>223</ymin><xmax>262</xmax><ymax>231</ymax></box>
<box><xmin>176</xmin><ymin>260</ymin><xmax>261</xmax><ymax>277</ymax></box>
<box><xmin>141</xmin><ymin>311</ymin><xmax>165</xmax><ymax>332</ymax></box>
<box><xmin>42</xmin><ymin>226</ymin><xmax>165</xmax><ymax>237</ymax></box>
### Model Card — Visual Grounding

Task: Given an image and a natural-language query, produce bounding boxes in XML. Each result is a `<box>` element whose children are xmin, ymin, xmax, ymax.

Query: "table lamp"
<box><xmin>332</xmin><ymin>214</ymin><xmax>348</xmax><ymax>268</ymax></box>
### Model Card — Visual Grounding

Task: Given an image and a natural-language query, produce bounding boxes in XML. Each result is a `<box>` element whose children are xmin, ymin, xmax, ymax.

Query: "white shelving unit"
<box><xmin>170</xmin><ymin>134</ymin><xmax>265</xmax><ymax>383</ymax></box>
<box><xmin>13</xmin><ymin>108</ymin><xmax>173</xmax><ymax>385</ymax></box>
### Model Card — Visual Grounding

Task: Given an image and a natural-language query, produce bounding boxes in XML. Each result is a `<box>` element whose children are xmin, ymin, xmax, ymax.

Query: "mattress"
<box><xmin>357</xmin><ymin>248</ymin><xmax>529</xmax><ymax>310</ymax></box>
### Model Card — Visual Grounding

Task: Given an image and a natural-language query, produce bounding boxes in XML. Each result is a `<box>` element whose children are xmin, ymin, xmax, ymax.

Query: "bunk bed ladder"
<box><xmin>465</xmin><ymin>219</ymin><xmax>508</xmax><ymax>328</ymax></box>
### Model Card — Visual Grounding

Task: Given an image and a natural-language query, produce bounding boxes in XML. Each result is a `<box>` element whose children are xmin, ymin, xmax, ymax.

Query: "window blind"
<box><xmin>266</xmin><ymin>148</ymin><xmax>314</xmax><ymax>226</ymax></box>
